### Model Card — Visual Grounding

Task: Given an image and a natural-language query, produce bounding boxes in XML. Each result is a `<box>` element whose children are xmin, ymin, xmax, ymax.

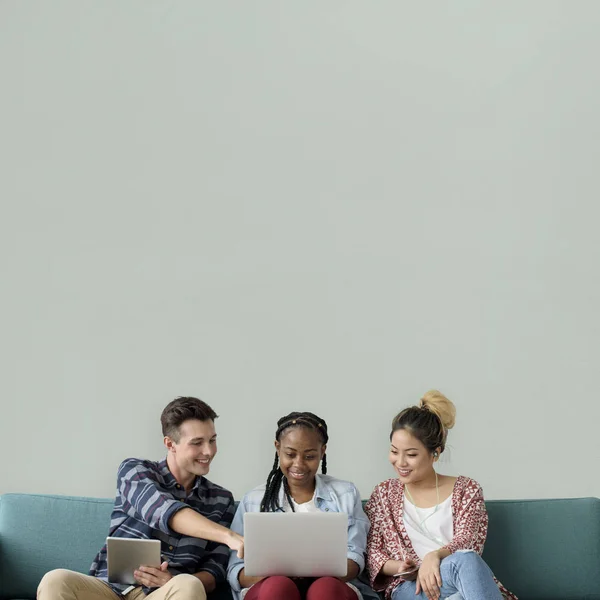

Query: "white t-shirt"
<box><xmin>288</xmin><ymin>494</ymin><xmax>319</xmax><ymax>513</ymax></box>
<box><xmin>403</xmin><ymin>495</ymin><xmax>453</xmax><ymax>560</ymax></box>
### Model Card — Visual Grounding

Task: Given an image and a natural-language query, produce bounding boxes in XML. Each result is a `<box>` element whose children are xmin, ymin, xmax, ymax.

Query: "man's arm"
<box><xmin>190</xmin><ymin>493</ymin><xmax>238</xmax><ymax>588</ymax></box>
<box><xmin>117</xmin><ymin>459</ymin><xmax>243</xmax><ymax>555</ymax></box>
<box><xmin>169</xmin><ymin>508</ymin><xmax>244</xmax><ymax>557</ymax></box>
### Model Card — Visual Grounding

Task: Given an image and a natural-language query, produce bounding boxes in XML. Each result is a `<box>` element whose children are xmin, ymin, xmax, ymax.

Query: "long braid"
<box><xmin>260</xmin><ymin>453</ymin><xmax>282</xmax><ymax>512</ymax></box>
<box><xmin>282</xmin><ymin>477</ymin><xmax>295</xmax><ymax>511</ymax></box>
<box><xmin>260</xmin><ymin>411</ymin><xmax>329</xmax><ymax>512</ymax></box>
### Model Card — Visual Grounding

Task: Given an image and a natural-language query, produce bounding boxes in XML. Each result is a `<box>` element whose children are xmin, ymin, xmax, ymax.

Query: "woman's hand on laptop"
<box><xmin>134</xmin><ymin>561</ymin><xmax>171</xmax><ymax>588</ymax></box>
<box><xmin>337</xmin><ymin>559</ymin><xmax>360</xmax><ymax>582</ymax></box>
<box><xmin>225</xmin><ymin>531</ymin><xmax>245</xmax><ymax>558</ymax></box>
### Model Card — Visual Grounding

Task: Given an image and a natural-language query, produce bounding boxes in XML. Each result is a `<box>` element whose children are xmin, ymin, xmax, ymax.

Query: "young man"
<box><xmin>38</xmin><ymin>397</ymin><xmax>242</xmax><ymax>600</ymax></box>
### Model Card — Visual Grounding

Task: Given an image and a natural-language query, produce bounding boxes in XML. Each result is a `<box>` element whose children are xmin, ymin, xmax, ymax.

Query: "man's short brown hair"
<box><xmin>161</xmin><ymin>396</ymin><xmax>218</xmax><ymax>442</ymax></box>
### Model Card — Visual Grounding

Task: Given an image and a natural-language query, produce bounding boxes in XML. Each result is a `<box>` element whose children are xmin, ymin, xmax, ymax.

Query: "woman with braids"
<box><xmin>365</xmin><ymin>391</ymin><xmax>517</xmax><ymax>600</ymax></box>
<box><xmin>227</xmin><ymin>412</ymin><xmax>378</xmax><ymax>600</ymax></box>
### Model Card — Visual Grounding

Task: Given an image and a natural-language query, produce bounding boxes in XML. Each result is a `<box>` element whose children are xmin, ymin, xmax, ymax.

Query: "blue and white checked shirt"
<box><xmin>90</xmin><ymin>457</ymin><xmax>235</xmax><ymax>595</ymax></box>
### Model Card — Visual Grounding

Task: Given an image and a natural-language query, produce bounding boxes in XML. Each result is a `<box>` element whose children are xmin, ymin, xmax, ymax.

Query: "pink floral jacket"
<box><xmin>364</xmin><ymin>475</ymin><xmax>517</xmax><ymax>600</ymax></box>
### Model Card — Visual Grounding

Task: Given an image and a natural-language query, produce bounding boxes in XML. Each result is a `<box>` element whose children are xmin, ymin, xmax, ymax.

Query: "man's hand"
<box><xmin>170</xmin><ymin>508</ymin><xmax>243</xmax><ymax>555</ymax></box>
<box><xmin>225</xmin><ymin>531</ymin><xmax>244</xmax><ymax>558</ymax></box>
<box><xmin>134</xmin><ymin>561</ymin><xmax>172</xmax><ymax>588</ymax></box>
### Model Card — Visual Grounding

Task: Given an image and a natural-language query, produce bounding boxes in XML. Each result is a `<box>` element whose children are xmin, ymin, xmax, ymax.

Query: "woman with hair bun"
<box><xmin>365</xmin><ymin>391</ymin><xmax>517</xmax><ymax>600</ymax></box>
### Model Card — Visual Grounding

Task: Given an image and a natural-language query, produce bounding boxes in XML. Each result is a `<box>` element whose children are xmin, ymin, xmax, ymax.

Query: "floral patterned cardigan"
<box><xmin>364</xmin><ymin>475</ymin><xmax>517</xmax><ymax>600</ymax></box>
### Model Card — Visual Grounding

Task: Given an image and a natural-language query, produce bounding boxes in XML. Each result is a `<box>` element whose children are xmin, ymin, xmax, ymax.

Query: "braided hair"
<box><xmin>260</xmin><ymin>412</ymin><xmax>329</xmax><ymax>512</ymax></box>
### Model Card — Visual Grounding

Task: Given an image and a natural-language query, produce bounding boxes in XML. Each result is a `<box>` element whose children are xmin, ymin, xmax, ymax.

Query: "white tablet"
<box><xmin>106</xmin><ymin>537</ymin><xmax>161</xmax><ymax>584</ymax></box>
<box><xmin>243</xmin><ymin>512</ymin><xmax>348</xmax><ymax>577</ymax></box>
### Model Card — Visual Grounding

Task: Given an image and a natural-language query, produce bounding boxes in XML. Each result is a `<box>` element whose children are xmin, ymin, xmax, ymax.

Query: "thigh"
<box><xmin>393</xmin><ymin>553</ymin><xmax>499</xmax><ymax>600</ymax></box>
<box><xmin>392</xmin><ymin>581</ymin><xmax>462</xmax><ymax>600</ymax></box>
<box><xmin>37</xmin><ymin>569</ymin><xmax>119</xmax><ymax>600</ymax></box>
<box><xmin>391</xmin><ymin>581</ymin><xmax>427</xmax><ymax>600</ymax></box>
<box><xmin>144</xmin><ymin>574</ymin><xmax>206</xmax><ymax>600</ymax></box>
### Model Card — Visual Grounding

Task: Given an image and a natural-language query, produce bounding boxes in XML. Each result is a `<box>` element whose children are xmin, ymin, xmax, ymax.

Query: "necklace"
<box><xmin>404</xmin><ymin>470</ymin><xmax>440</xmax><ymax>527</ymax></box>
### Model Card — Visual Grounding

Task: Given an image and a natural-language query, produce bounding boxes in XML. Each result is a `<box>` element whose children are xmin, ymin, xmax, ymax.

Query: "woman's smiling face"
<box><xmin>389</xmin><ymin>428</ymin><xmax>437</xmax><ymax>484</ymax></box>
<box><xmin>276</xmin><ymin>426</ymin><xmax>326</xmax><ymax>490</ymax></box>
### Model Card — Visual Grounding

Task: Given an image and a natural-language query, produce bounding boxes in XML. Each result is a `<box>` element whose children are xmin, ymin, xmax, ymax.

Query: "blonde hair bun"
<box><xmin>419</xmin><ymin>390</ymin><xmax>456</xmax><ymax>430</ymax></box>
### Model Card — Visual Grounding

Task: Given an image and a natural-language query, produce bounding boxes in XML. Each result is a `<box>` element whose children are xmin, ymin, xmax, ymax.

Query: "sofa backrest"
<box><xmin>0</xmin><ymin>494</ymin><xmax>113</xmax><ymax>600</ymax></box>
<box><xmin>2</xmin><ymin>493</ymin><xmax>600</xmax><ymax>600</ymax></box>
<box><xmin>482</xmin><ymin>497</ymin><xmax>600</xmax><ymax>600</ymax></box>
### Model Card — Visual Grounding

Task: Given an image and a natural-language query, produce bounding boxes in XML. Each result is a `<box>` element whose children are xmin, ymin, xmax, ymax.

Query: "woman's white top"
<box><xmin>403</xmin><ymin>495</ymin><xmax>453</xmax><ymax>560</ymax></box>
<box><xmin>288</xmin><ymin>494</ymin><xmax>319</xmax><ymax>513</ymax></box>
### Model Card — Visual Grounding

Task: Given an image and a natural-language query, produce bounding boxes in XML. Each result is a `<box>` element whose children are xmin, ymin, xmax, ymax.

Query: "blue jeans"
<box><xmin>391</xmin><ymin>552</ymin><xmax>503</xmax><ymax>600</ymax></box>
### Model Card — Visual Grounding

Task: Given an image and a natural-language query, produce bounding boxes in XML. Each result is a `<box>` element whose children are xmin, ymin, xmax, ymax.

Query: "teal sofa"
<box><xmin>1</xmin><ymin>493</ymin><xmax>599</xmax><ymax>600</ymax></box>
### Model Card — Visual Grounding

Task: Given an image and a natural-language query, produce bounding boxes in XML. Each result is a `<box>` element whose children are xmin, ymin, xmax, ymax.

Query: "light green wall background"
<box><xmin>1</xmin><ymin>1</ymin><xmax>599</xmax><ymax>501</ymax></box>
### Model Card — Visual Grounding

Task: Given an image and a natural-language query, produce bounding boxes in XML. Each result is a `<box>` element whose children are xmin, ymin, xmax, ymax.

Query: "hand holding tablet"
<box><xmin>106</xmin><ymin>537</ymin><xmax>161</xmax><ymax>585</ymax></box>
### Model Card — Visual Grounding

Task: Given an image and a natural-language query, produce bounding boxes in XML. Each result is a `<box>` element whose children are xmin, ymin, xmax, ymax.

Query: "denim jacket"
<box><xmin>227</xmin><ymin>474</ymin><xmax>378</xmax><ymax>600</ymax></box>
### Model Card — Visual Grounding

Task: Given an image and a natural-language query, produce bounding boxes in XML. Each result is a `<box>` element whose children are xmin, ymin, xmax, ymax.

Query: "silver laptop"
<box><xmin>243</xmin><ymin>512</ymin><xmax>348</xmax><ymax>577</ymax></box>
<box><xmin>106</xmin><ymin>537</ymin><xmax>161</xmax><ymax>584</ymax></box>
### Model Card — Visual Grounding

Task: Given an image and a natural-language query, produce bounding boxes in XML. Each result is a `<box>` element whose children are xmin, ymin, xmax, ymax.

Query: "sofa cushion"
<box><xmin>483</xmin><ymin>497</ymin><xmax>600</xmax><ymax>600</ymax></box>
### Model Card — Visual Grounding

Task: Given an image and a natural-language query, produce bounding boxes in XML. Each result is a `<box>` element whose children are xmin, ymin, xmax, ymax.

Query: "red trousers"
<box><xmin>244</xmin><ymin>576</ymin><xmax>357</xmax><ymax>600</ymax></box>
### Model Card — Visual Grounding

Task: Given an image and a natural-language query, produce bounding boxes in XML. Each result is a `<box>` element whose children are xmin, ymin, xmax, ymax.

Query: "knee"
<box><xmin>307</xmin><ymin>576</ymin><xmax>342</xmax><ymax>591</ymax></box>
<box><xmin>168</xmin><ymin>574</ymin><xmax>206</xmax><ymax>600</ymax></box>
<box><xmin>306</xmin><ymin>576</ymin><xmax>349</xmax><ymax>599</ymax></box>
<box><xmin>444</xmin><ymin>551</ymin><xmax>487</xmax><ymax>572</ymax></box>
<box><xmin>259</xmin><ymin>576</ymin><xmax>298</xmax><ymax>598</ymax></box>
<box><xmin>37</xmin><ymin>569</ymin><xmax>75</xmax><ymax>597</ymax></box>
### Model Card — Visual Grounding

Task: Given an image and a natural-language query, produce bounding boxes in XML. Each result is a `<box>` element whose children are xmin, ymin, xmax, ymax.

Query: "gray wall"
<box><xmin>1</xmin><ymin>1</ymin><xmax>599</xmax><ymax>501</ymax></box>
